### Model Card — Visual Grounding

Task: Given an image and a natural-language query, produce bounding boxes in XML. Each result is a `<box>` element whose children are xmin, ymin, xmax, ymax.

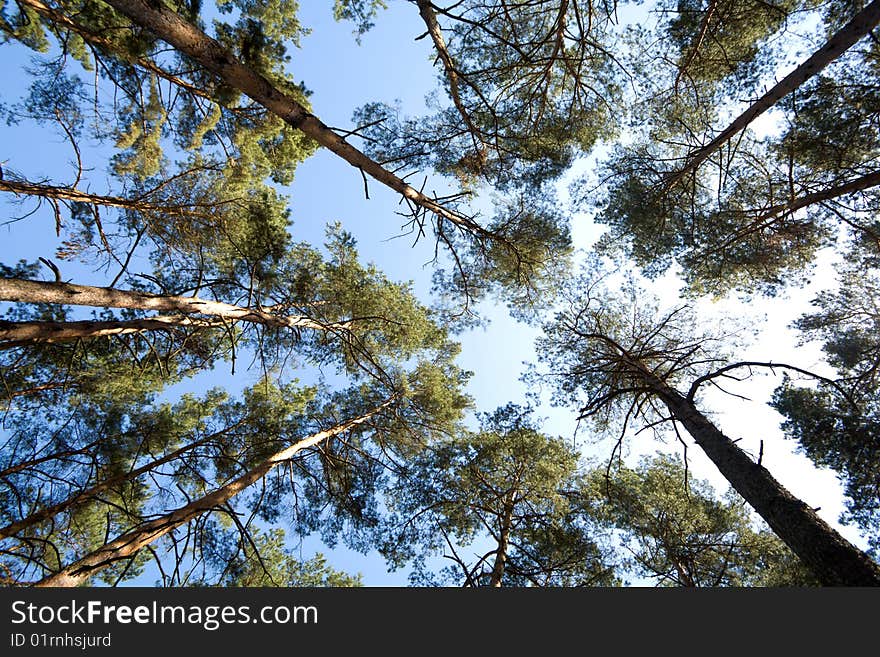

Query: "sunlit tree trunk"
<box><xmin>34</xmin><ymin>400</ymin><xmax>393</xmax><ymax>587</ymax></box>
<box><xmin>0</xmin><ymin>316</ymin><xmax>228</xmax><ymax>348</ymax></box>
<box><xmin>93</xmin><ymin>0</ymin><xmax>489</xmax><ymax>238</ymax></box>
<box><xmin>0</xmin><ymin>279</ymin><xmax>350</xmax><ymax>335</ymax></box>
<box><xmin>0</xmin><ymin>179</ymin><xmax>219</xmax><ymax>218</ymax></box>
<box><xmin>665</xmin><ymin>0</ymin><xmax>880</xmax><ymax>188</ymax></box>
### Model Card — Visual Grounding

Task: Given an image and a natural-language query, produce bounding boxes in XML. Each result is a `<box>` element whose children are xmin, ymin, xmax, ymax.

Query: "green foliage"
<box><xmin>333</xmin><ymin>0</ymin><xmax>387</xmax><ymax>40</ymax></box>
<box><xmin>581</xmin><ymin>453</ymin><xmax>818</xmax><ymax>586</ymax></box>
<box><xmin>430</xmin><ymin>189</ymin><xmax>573</xmax><ymax>314</ymax></box>
<box><xmin>112</xmin><ymin>76</ymin><xmax>168</xmax><ymax>179</ymax></box>
<box><xmin>771</xmin><ymin>260</ymin><xmax>880</xmax><ymax>554</ymax></box>
<box><xmin>3</xmin><ymin>0</ymin><xmax>879</xmax><ymax>588</ymax></box>
<box><xmin>777</xmin><ymin>73</ymin><xmax>880</xmax><ymax>179</ymax></box>
<box><xmin>0</xmin><ymin>382</ymin><xmax>235</xmax><ymax>584</ymax></box>
<box><xmin>665</xmin><ymin>0</ymin><xmax>810</xmax><ymax>91</ymax></box>
<box><xmin>381</xmin><ymin>404</ymin><xmax>616</xmax><ymax>586</ymax></box>
<box><xmin>585</xmin><ymin>0</ymin><xmax>880</xmax><ymax>298</ymax></box>
<box><xmin>592</xmin><ymin>115</ymin><xmax>841</xmax><ymax>297</ymax></box>
<box><xmin>202</xmin><ymin>527</ymin><xmax>363</xmax><ymax>586</ymax></box>
<box><xmin>0</xmin><ymin>2</ymin><xmax>51</xmax><ymax>52</ymax></box>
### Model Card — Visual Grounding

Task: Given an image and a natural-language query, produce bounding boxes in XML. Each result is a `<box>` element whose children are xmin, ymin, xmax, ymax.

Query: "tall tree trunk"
<box><xmin>488</xmin><ymin>491</ymin><xmax>516</xmax><ymax>587</ymax></box>
<box><xmin>414</xmin><ymin>0</ymin><xmax>482</xmax><ymax>143</ymax></box>
<box><xmin>0</xmin><ymin>178</ymin><xmax>219</xmax><ymax>219</ymax></box>
<box><xmin>92</xmin><ymin>0</ymin><xmax>489</xmax><ymax>239</ymax></box>
<box><xmin>0</xmin><ymin>315</ymin><xmax>228</xmax><ymax>348</ymax></box>
<box><xmin>720</xmin><ymin>169</ymin><xmax>880</xmax><ymax>248</ymax></box>
<box><xmin>34</xmin><ymin>399</ymin><xmax>393</xmax><ymax>587</ymax></box>
<box><xmin>0</xmin><ymin>278</ymin><xmax>350</xmax><ymax>334</ymax></box>
<box><xmin>760</xmin><ymin>170</ymin><xmax>880</xmax><ymax>221</ymax></box>
<box><xmin>0</xmin><ymin>421</ymin><xmax>245</xmax><ymax>540</ymax></box>
<box><xmin>664</xmin><ymin>0</ymin><xmax>880</xmax><ymax>189</ymax></box>
<box><xmin>630</xmin><ymin>362</ymin><xmax>880</xmax><ymax>585</ymax></box>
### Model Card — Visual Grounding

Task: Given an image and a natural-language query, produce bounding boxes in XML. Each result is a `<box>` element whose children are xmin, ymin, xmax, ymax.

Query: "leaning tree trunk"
<box><xmin>34</xmin><ymin>400</ymin><xmax>392</xmax><ymax>587</ymax></box>
<box><xmin>0</xmin><ymin>420</ymin><xmax>245</xmax><ymax>540</ymax></box>
<box><xmin>664</xmin><ymin>0</ymin><xmax>880</xmax><ymax>189</ymax></box>
<box><xmin>0</xmin><ymin>178</ymin><xmax>219</xmax><ymax>218</ymax></box>
<box><xmin>0</xmin><ymin>278</ymin><xmax>350</xmax><ymax>337</ymax></box>
<box><xmin>707</xmin><ymin>169</ymin><xmax>880</xmax><ymax>256</ymax></box>
<box><xmin>0</xmin><ymin>315</ymin><xmax>229</xmax><ymax>348</ymax></box>
<box><xmin>91</xmin><ymin>0</ymin><xmax>489</xmax><ymax>239</ymax></box>
<box><xmin>632</xmin><ymin>363</ymin><xmax>880</xmax><ymax>586</ymax></box>
<box><xmin>756</xmin><ymin>170</ymin><xmax>880</xmax><ymax>222</ymax></box>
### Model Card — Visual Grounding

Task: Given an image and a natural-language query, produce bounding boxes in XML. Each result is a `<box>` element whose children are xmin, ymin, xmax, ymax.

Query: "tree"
<box><xmin>534</xmin><ymin>266</ymin><xmax>880</xmax><ymax>584</ymax></box>
<box><xmin>2</xmin><ymin>0</ymin><xmax>319</xmax><ymax>286</ymax></box>
<box><xmin>772</xmin><ymin>252</ymin><xmax>880</xmax><ymax>554</ymax></box>
<box><xmin>32</xmin><ymin>394</ymin><xmax>391</xmax><ymax>587</ymax></box>
<box><xmin>0</xmin><ymin>0</ymin><xmax>485</xmax><ymax>587</ymax></box>
<box><xmin>581</xmin><ymin>453</ymin><xmax>818</xmax><ymax>586</ymax></box>
<box><xmin>0</xmin><ymin>223</ymin><xmax>473</xmax><ymax>585</ymax></box>
<box><xmin>3</xmin><ymin>335</ymin><xmax>470</xmax><ymax>585</ymax></box>
<box><xmin>349</xmin><ymin>1</ymin><xmax>622</xmax><ymax>191</ymax></box>
<box><xmin>588</xmin><ymin>0</ymin><xmax>880</xmax><ymax>296</ymax></box>
<box><xmin>196</xmin><ymin>527</ymin><xmax>363</xmax><ymax>587</ymax></box>
<box><xmin>663</xmin><ymin>0</ymin><xmax>880</xmax><ymax>189</ymax></box>
<box><xmin>3</xmin><ymin>0</ymin><xmax>879</xmax><ymax>589</ymax></box>
<box><xmin>36</xmin><ymin>0</ymin><xmax>512</xmax><ymax>249</ymax></box>
<box><xmin>380</xmin><ymin>404</ymin><xmax>616</xmax><ymax>586</ymax></box>
<box><xmin>340</xmin><ymin>0</ymin><xmax>629</xmax><ymax>305</ymax></box>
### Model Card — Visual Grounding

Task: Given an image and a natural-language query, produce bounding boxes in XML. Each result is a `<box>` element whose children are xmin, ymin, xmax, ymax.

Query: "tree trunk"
<box><xmin>664</xmin><ymin>0</ymin><xmax>880</xmax><ymax>188</ymax></box>
<box><xmin>704</xmin><ymin>170</ymin><xmax>880</xmax><ymax>257</ymax></box>
<box><xmin>755</xmin><ymin>170</ymin><xmax>880</xmax><ymax>224</ymax></box>
<box><xmin>0</xmin><ymin>315</ymin><xmax>228</xmax><ymax>348</ymax></box>
<box><xmin>488</xmin><ymin>492</ymin><xmax>516</xmax><ymax>587</ymax></box>
<box><xmin>0</xmin><ymin>278</ymin><xmax>349</xmax><ymax>334</ymax></box>
<box><xmin>0</xmin><ymin>421</ymin><xmax>244</xmax><ymax>540</ymax></box>
<box><xmin>0</xmin><ymin>178</ymin><xmax>217</xmax><ymax>218</ymax></box>
<box><xmin>415</xmin><ymin>0</ymin><xmax>482</xmax><ymax>142</ymax></box>
<box><xmin>95</xmin><ymin>0</ymin><xmax>488</xmax><ymax>239</ymax></box>
<box><xmin>34</xmin><ymin>399</ymin><xmax>392</xmax><ymax>587</ymax></box>
<box><xmin>637</xmin><ymin>366</ymin><xmax>880</xmax><ymax>585</ymax></box>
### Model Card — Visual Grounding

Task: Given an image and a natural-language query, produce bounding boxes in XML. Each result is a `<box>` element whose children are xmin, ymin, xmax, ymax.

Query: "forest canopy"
<box><xmin>0</xmin><ymin>0</ymin><xmax>879</xmax><ymax>587</ymax></box>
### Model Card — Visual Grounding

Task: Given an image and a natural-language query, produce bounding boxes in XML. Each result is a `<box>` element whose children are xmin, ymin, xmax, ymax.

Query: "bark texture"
<box><xmin>665</xmin><ymin>0</ymin><xmax>880</xmax><ymax>188</ymax></box>
<box><xmin>34</xmin><ymin>400</ymin><xmax>392</xmax><ymax>587</ymax></box>
<box><xmin>0</xmin><ymin>179</ymin><xmax>213</xmax><ymax>216</ymax></box>
<box><xmin>0</xmin><ymin>316</ymin><xmax>228</xmax><ymax>348</ymax></box>
<box><xmin>0</xmin><ymin>279</ymin><xmax>350</xmax><ymax>335</ymax></box>
<box><xmin>635</xmin><ymin>364</ymin><xmax>880</xmax><ymax>586</ymax></box>
<box><xmin>98</xmin><ymin>0</ymin><xmax>488</xmax><ymax>237</ymax></box>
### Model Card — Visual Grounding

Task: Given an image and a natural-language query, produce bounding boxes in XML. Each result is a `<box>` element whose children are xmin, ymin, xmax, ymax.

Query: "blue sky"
<box><xmin>0</xmin><ymin>1</ymin><xmax>868</xmax><ymax>585</ymax></box>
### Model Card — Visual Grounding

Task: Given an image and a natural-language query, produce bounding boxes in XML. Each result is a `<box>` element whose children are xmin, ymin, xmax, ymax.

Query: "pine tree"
<box><xmin>534</xmin><ymin>266</ymin><xmax>880</xmax><ymax>585</ymax></box>
<box><xmin>380</xmin><ymin>403</ymin><xmax>616</xmax><ymax>587</ymax></box>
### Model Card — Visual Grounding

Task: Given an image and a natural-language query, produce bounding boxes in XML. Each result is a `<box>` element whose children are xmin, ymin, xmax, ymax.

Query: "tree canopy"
<box><xmin>1</xmin><ymin>0</ymin><xmax>879</xmax><ymax>587</ymax></box>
